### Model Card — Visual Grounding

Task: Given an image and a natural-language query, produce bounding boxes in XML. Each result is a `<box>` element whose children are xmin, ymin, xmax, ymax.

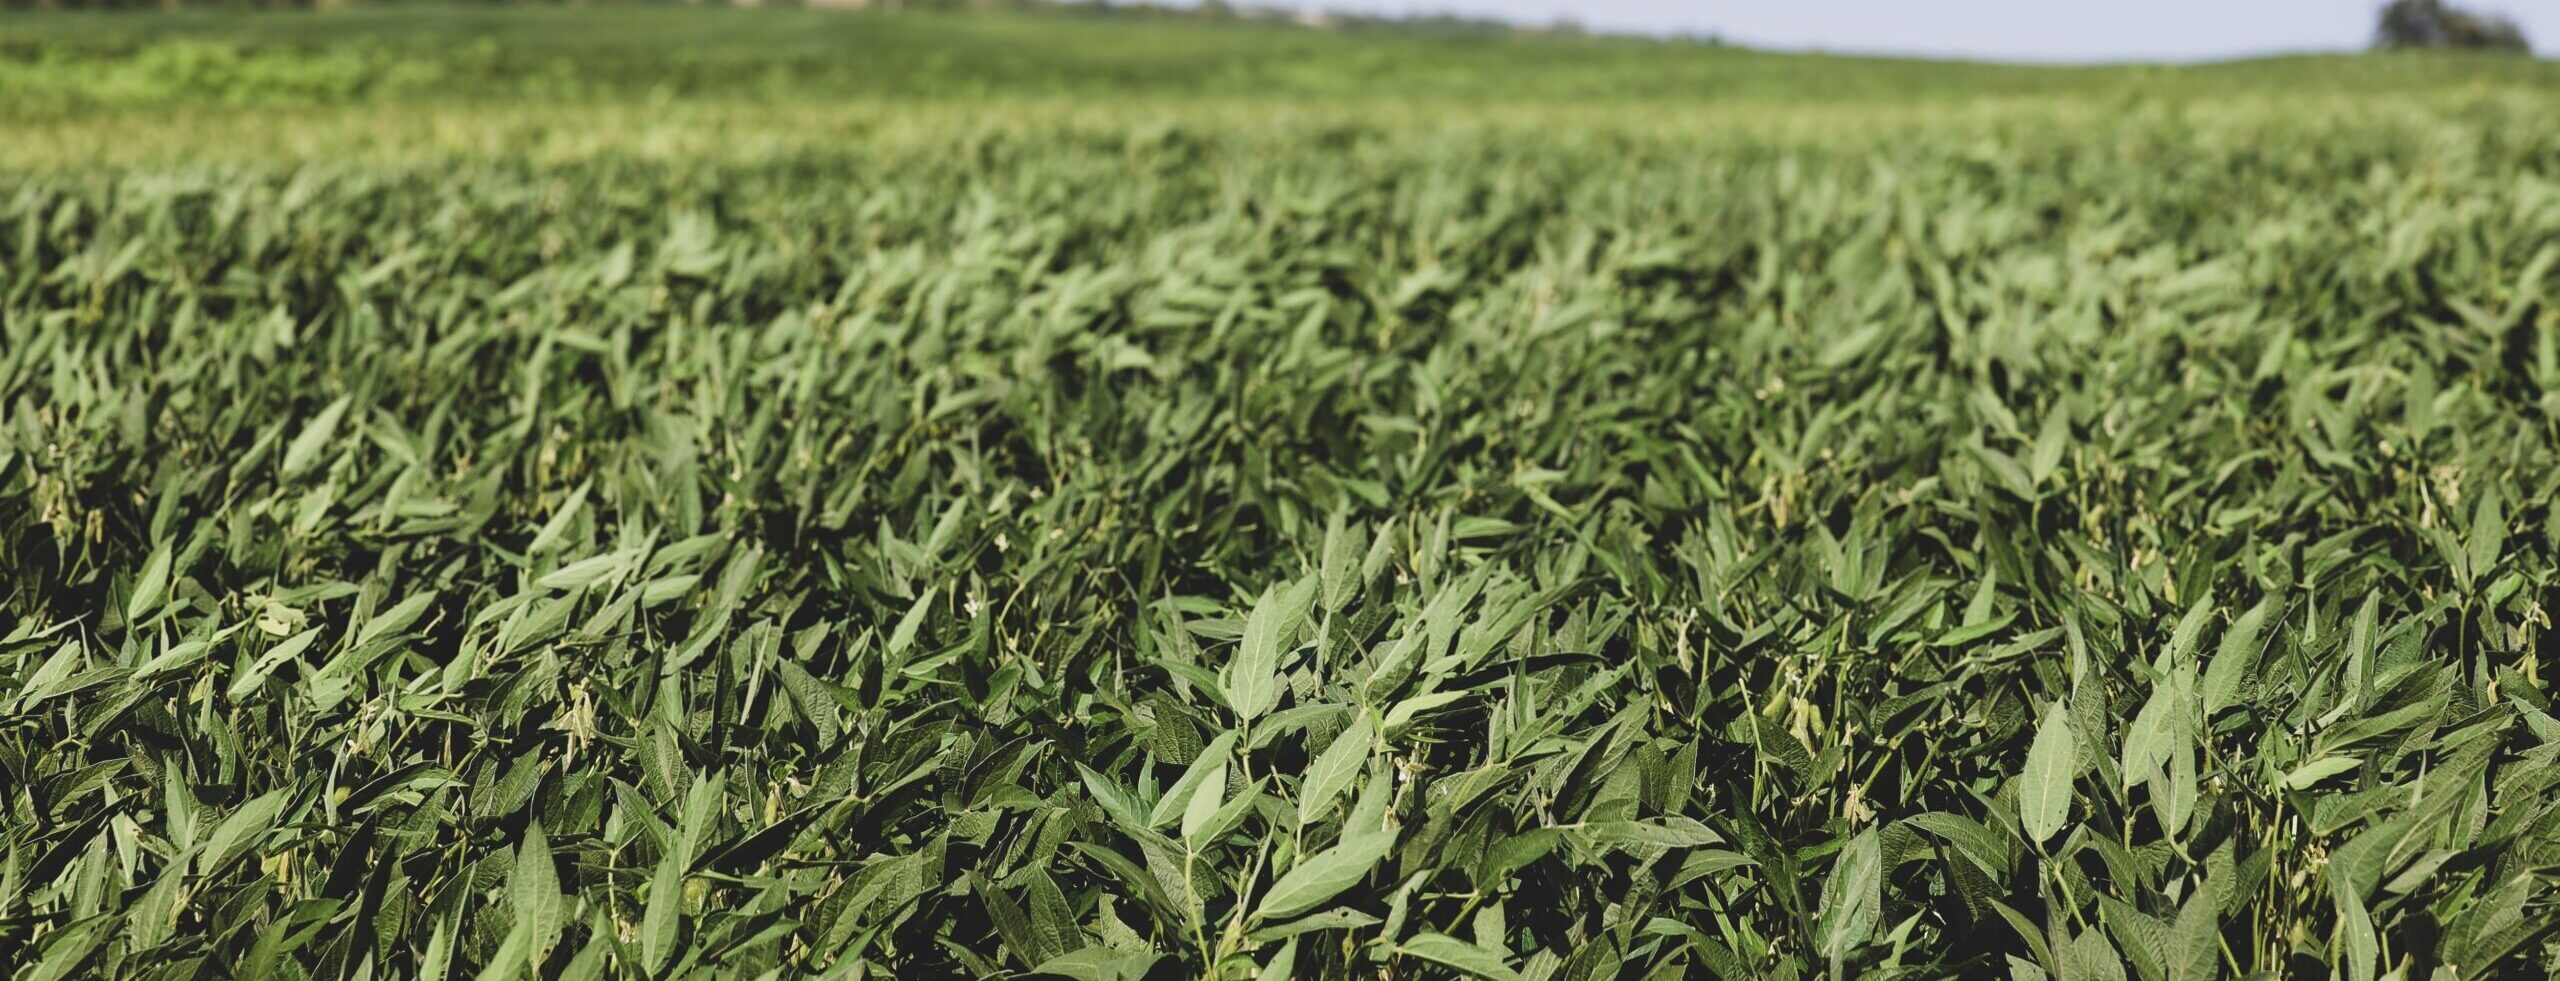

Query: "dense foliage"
<box><xmin>2374</xmin><ymin>0</ymin><xmax>2532</xmax><ymax>52</ymax></box>
<box><xmin>4</xmin><ymin>10</ymin><xmax>2560</xmax><ymax>980</ymax></box>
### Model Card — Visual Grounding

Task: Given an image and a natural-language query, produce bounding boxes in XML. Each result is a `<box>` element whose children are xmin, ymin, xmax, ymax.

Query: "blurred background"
<box><xmin>1133</xmin><ymin>1</ymin><xmax>2558</xmax><ymax>61</ymax></box>
<box><xmin>2</xmin><ymin>0</ymin><xmax>2548</xmax><ymax>59</ymax></box>
<box><xmin>0</xmin><ymin>0</ymin><xmax>2545</xmax><ymax>121</ymax></box>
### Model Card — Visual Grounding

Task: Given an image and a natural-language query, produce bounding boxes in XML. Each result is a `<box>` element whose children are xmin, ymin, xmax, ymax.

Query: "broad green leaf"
<box><xmin>1575</xmin><ymin>817</ymin><xmax>1724</xmax><ymax>851</ymax></box>
<box><xmin>2030</xmin><ymin>406</ymin><xmax>2069</xmax><ymax>484</ymax></box>
<box><xmin>2122</xmin><ymin>683</ymin><xmax>2175</xmax><ymax>790</ymax></box>
<box><xmin>1179</xmin><ymin>758</ymin><xmax>1227</xmax><ymax>842</ymax></box>
<box><xmin>1320</xmin><ymin>513</ymin><xmax>1364</xmax><ymax>612</ymax></box>
<box><xmin>511</xmin><ymin>820</ymin><xmax>563</xmax><ymax>967</ymax></box>
<box><xmin>2166</xmin><ymin>592</ymin><xmax>2216</xmax><ymax>668</ymax></box>
<box><xmin>2063</xmin><ymin>929</ymin><xmax>2128</xmax><ymax>981</ymax></box>
<box><xmin>1298</xmin><ymin>710</ymin><xmax>1374</xmax><ymax>827</ymax></box>
<box><xmin>1819</xmin><ymin>827</ymin><xmax>1882</xmax><ymax>960</ymax></box>
<box><xmin>204</xmin><ymin>790</ymin><xmax>290</xmax><ymax>873</ymax></box>
<box><xmin>2201</xmin><ymin>595</ymin><xmax>2275</xmax><ymax>717</ymax></box>
<box><xmin>24</xmin><ymin>915</ymin><xmax>112</xmax><ymax>981</ymax></box>
<box><xmin>1149</xmin><ymin>731</ymin><xmax>1239</xmax><ymax>829</ymax></box>
<box><xmin>2279</xmin><ymin>756</ymin><xmax>2360</xmax><ymax>790</ymax></box>
<box><xmin>2466</xmin><ymin>486</ymin><xmax>2505</xmax><ymax>585</ymax></box>
<box><xmin>1029</xmin><ymin>947</ymin><xmax>1161</xmax><ymax>981</ymax></box>
<box><xmin>1256</xmin><ymin>826</ymin><xmax>1396</xmax><ymax>921</ymax></box>
<box><xmin>2170</xmin><ymin>885</ymin><xmax>2219</xmax><ymax>981</ymax></box>
<box><xmin>1383</xmin><ymin>689</ymin><xmax>1469</xmax><ymax>736</ymax></box>
<box><xmin>1398</xmin><ymin>932</ymin><xmax>1525</xmax><ymax>981</ymax></box>
<box><xmin>283</xmin><ymin>394</ymin><xmax>354</xmax><ymax>479</ymax></box>
<box><xmin>1079</xmin><ymin>763</ymin><xmax>1152</xmax><ymax>832</ymax></box>
<box><xmin>1247</xmin><ymin>908</ymin><xmax>1382</xmax><ymax>944</ymax></box>
<box><xmin>358</xmin><ymin>590</ymin><xmax>438</xmax><ymax>645</ymax></box>
<box><xmin>2021</xmin><ymin>699</ymin><xmax>2075</xmax><ymax>844</ymax></box>
<box><xmin>1227</xmin><ymin>577</ymin><xmax>1316</xmax><ymax>720</ymax></box>
<box><xmin>126</xmin><ymin>541</ymin><xmax>173</xmax><ymax>625</ymax></box>
<box><xmin>1258</xmin><ymin>937</ymin><xmax>1299</xmax><ymax>980</ymax></box>
<box><xmin>642</xmin><ymin>844</ymin><xmax>686</xmax><ymax>972</ymax></box>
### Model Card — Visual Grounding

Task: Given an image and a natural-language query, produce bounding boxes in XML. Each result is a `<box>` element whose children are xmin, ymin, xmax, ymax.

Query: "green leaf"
<box><xmin>1255</xmin><ymin>826</ymin><xmax>1396</xmax><ymax>921</ymax></box>
<box><xmin>886</xmin><ymin>590</ymin><xmax>933</xmax><ymax>659</ymax></box>
<box><xmin>1179</xmin><ymin>758</ymin><xmax>1227</xmax><ymax>842</ymax></box>
<box><xmin>641</xmin><ymin>845</ymin><xmax>685</xmax><ymax>973</ymax></box>
<box><xmin>538</xmin><ymin>551</ymin><xmax>632</xmax><ymax>592</ymax></box>
<box><xmin>2466</xmin><ymin>485</ymin><xmax>2506</xmax><ymax>585</ymax></box>
<box><xmin>2030</xmin><ymin>406</ymin><xmax>2070</xmax><ymax>484</ymax></box>
<box><xmin>2153</xmin><ymin>742</ymin><xmax>2198</xmax><ymax>839</ymax></box>
<box><xmin>1079</xmin><ymin>763</ymin><xmax>1152</xmax><ymax>833</ymax></box>
<box><xmin>1297</xmin><ymin>710</ymin><xmax>1373</xmax><ymax>827</ymax></box>
<box><xmin>2169</xmin><ymin>885</ymin><xmax>2219</xmax><ymax>981</ymax></box>
<box><xmin>1819</xmin><ymin>827</ymin><xmax>1882</xmax><ymax>960</ymax></box>
<box><xmin>1398</xmin><ymin>932</ymin><xmax>1525</xmax><ymax>981</ymax></box>
<box><xmin>2063</xmin><ymin>929</ymin><xmax>2128</xmax><ymax>981</ymax></box>
<box><xmin>1319</xmin><ymin>513</ymin><xmax>1365</xmax><ymax>612</ymax></box>
<box><xmin>2122</xmin><ymin>681</ymin><xmax>2176</xmax><ymax>790</ymax></box>
<box><xmin>1247</xmin><ymin>908</ymin><xmax>1382</xmax><ymax>944</ymax></box>
<box><xmin>1149</xmin><ymin>730</ymin><xmax>1239</xmax><ymax>829</ymax></box>
<box><xmin>773</xmin><ymin>657</ymin><xmax>842</xmax><ymax>747</ymax></box>
<box><xmin>1382</xmin><ymin>689</ymin><xmax>1469</xmax><ymax>736</ymax></box>
<box><xmin>283</xmin><ymin>394</ymin><xmax>354</xmax><ymax>479</ymax></box>
<box><xmin>1227</xmin><ymin>577</ymin><xmax>1316</xmax><ymax>720</ymax></box>
<box><xmin>2332</xmin><ymin>871</ymin><xmax>2378</xmax><ymax>981</ymax></box>
<box><xmin>1029</xmin><ymin>947</ymin><xmax>1161</xmax><ymax>981</ymax></box>
<box><xmin>2167</xmin><ymin>592</ymin><xmax>2216</xmax><ymax>667</ymax></box>
<box><xmin>357</xmin><ymin>590</ymin><xmax>438</xmax><ymax>645</ymax></box>
<box><xmin>526</xmin><ymin>480</ymin><xmax>591</xmax><ymax>555</ymax></box>
<box><xmin>203</xmin><ymin>790</ymin><xmax>289</xmax><ymax>874</ymax></box>
<box><xmin>135</xmin><ymin>637</ymin><xmax>216</xmax><ymax>680</ymax></box>
<box><xmin>2201</xmin><ymin>595</ymin><xmax>2275</xmax><ymax>717</ymax></box>
<box><xmin>1258</xmin><ymin>937</ymin><xmax>1299</xmax><ymax>980</ymax></box>
<box><xmin>2021</xmin><ymin>699</ymin><xmax>2076</xmax><ymax>844</ymax></box>
<box><xmin>420</xmin><ymin>915</ymin><xmax>455</xmax><ymax>981</ymax></box>
<box><xmin>2279</xmin><ymin>756</ymin><xmax>2360</xmax><ymax>790</ymax></box>
<box><xmin>1575</xmin><ymin>817</ymin><xmax>1725</xmax><ymax>851</ymax></box>
<box><xmin>23</xmin><ymin>915</ymin><xmax>112</xmax><ymax>981</ymax></box>
<box><xmin>126</xmin><ymin>541</ymin><xmax>173</xmax><ymax>626</ymax></box>
<box><xmin>510</xmin><ymin>819</ymin><xmax>563</xmax><ymax>967</ymax></box>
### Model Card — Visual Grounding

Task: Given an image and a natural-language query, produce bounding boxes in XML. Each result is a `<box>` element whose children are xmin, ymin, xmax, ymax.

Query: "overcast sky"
<box><xmin>1209</xmin><ymin>1</ymin><xmax>2559</xmax><ymax>62</ymax></box>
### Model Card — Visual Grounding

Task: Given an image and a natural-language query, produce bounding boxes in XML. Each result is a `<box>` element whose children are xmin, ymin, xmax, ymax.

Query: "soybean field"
<box><xmin>4</xmin><ymin>8</ymin><xmax>2560</xmax><ymax>979</ymax></box>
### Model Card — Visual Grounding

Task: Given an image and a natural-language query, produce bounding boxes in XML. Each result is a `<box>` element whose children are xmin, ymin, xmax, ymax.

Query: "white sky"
<box><xmin>1188</xmin><ymin>1</ymin><xmax>2560</xmax><ymax>62</ymax></box>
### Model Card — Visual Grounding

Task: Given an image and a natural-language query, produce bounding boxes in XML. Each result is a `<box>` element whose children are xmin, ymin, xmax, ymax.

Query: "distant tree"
<box><xmin>2374</xmin><ymin>0</ymin><xmax>2531</xmax><ymax>52</ymax></box>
